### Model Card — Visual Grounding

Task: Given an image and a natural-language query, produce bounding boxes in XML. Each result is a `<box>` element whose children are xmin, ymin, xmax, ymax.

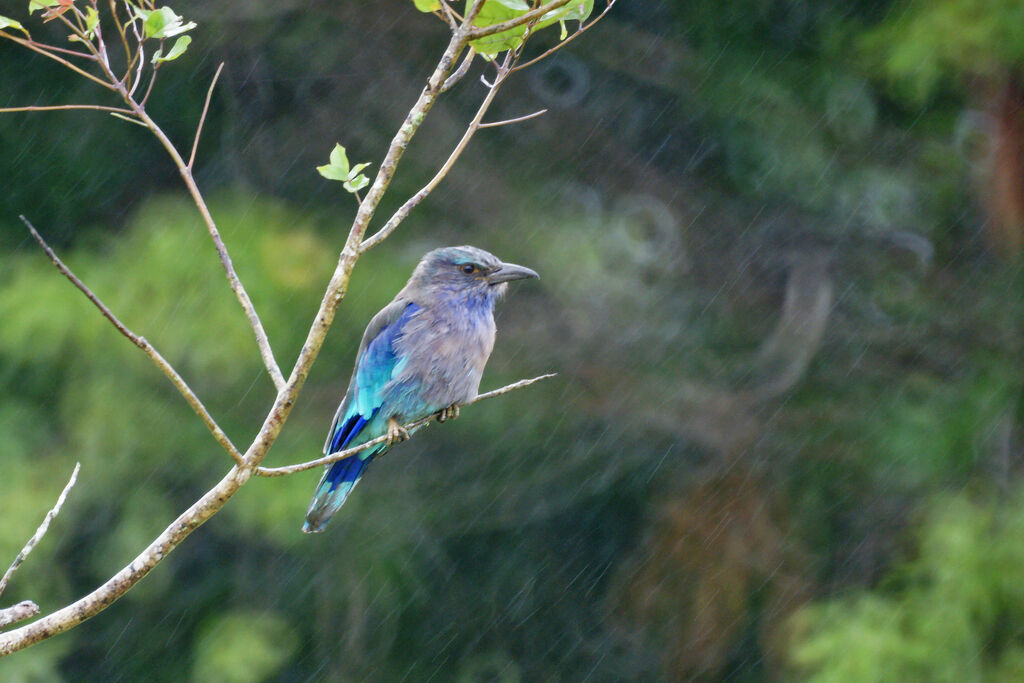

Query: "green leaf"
<box><xmin>467</xmin><ymin>0</ymin><xmax>593</xmax><ymax>57</ymax></box>
<box><xmin>329</xmin><ymin>143</ymin><xmax>350</xmax><ymax>174</ymax></box>
<box><xmin>27</xmin><ymin>0</ymin><xmax>61</xmax><ymax>15</ymax></box>
<box><xmin>317</xmin><ymin>143</ymin><xmax>372</xmax><ymax>194</ymax></box>
<box><xmin>343</xmin><ymin>174</ymin><xmax>370</xmax><ymax>193</ymax></box>
<box><xmin>136</xmin><ymin>6</ymin><xmax>196</xmax><ymax>40</ymax></box>
<box><xmin>412</xmin><ymin>0</ymin><xmax>441</xmax><ymax>11</ymax></box>
<box><xmin>83</xmin><ymin>6</ymin><xmax>98</xmax><ymax>38</ymax></box>
<box><xmin>151</xmin><ymin>34</ymin><xmax>191</xmax><ymax>63</ymax></box>
<box><xmin>0</xmin><ymin>14</ymin><xmax>28</xmax><ymax>34</ymax></box>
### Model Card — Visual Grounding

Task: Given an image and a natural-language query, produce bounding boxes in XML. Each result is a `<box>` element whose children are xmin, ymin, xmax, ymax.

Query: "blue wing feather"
<box><xmin>326</xmin><ymin>302</ymin><xmax>421</xmax><ymax>454</ymax></box>
<box><xmin>305</xmin><ymin>301</ymin><xmax>421</xmax><ymax>533</ymax></box>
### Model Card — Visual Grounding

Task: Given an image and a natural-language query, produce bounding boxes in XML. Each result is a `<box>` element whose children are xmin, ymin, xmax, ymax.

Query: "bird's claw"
<box><xmin>386</xmin><ymin>417</ymin><xmax>410</xmax><ymax>446</ymax></box>
<box><xmin>437</xmin><ymin>404</ymin><xmax>460</xmax><ymax>423</ymax></box>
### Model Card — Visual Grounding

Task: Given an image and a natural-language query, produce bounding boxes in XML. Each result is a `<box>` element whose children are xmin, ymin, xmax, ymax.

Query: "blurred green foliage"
<box><xmin>790</xmin><ymin>489</ymin><xmax>1024</xmax><ymax>681</ymax></box>
<box><xmin>863</xmin><ymin>0</ymin><xmax>1024</xmax><ymax>102</ymax></box>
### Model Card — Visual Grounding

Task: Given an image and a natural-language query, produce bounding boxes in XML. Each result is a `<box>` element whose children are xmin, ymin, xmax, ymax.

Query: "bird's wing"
<box><xmin>323</xmin><ymin>299</ymin><xmax>421</xmax><ymax>455</ymax></box>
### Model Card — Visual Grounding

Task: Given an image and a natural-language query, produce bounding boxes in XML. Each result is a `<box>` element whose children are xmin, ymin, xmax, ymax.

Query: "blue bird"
<box><xmin>303</xmin><ymin>245</ymin><xmax>539</xmax><ymax>533</ymax></box>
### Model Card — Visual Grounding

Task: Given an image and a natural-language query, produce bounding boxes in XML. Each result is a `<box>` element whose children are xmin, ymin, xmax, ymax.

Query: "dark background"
<box><xmin>3</xmin><ymin>1</ymin><xmax>1024</xmax><ymax>680</ymax></box>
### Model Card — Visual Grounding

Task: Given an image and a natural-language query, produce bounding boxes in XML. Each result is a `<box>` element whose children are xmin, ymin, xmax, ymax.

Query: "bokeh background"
<box><xmin>3</xmin><ymin>0</ymin><xmax>1024</xmax><ymax>680</ymax></box>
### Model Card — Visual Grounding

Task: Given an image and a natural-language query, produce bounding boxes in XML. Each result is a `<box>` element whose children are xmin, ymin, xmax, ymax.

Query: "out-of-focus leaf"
<box><xmin>411</xmin><ymin>0</ymin><xmax>441</xmax><ymax>11</ymax></box>
<box><xmin>27</xmin><ymin>0</ymin><xmax>61</xmax><ymax>15</ymax></box>
<box><xmin>0</xmin><ymin>14</ymin><xmax>28</xmax><ymax>34</ymax></box>
<box><xmin>83</xmin><ymin>6</ymin><xmax>98</xmax><ymax>37</ymax></box>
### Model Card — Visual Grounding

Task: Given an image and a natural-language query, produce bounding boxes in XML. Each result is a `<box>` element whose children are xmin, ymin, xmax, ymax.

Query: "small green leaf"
<box><xmin>411</xmin><ymin>0</ymin><xmax>441</xmax><ymax>11</ymax></box>
<box><xmin>137</xmin><ymin>6</ymin><xmax>196</xmax><ymax>40</ymax></box>
<box><xmin>318</xmin><ymin>143</ymin><xmax>372</xmax><ymax>194</ymax></box>
<box><xmin>28</xmin><ymin>0</ymin><xmax>61</xmax><ymax>15</ymax></box>
<box><xmin>328</xmin><ymin>143</ymin><xmax>350</xmax><ymax>175</ymax></box>
<box><xmin>0</xmin><ymin>14</ymin><xmax>28</xmax><ymax>34</ymax></box>
<box><xmin>343</xmin><ymin>174</ymin><xmax>370</xmax><ymax>193</ymax></box>
<box><xmin>151</xmin><ymin>34</ymin><xmax>191</xmax><ymax>63</ymax></box>
<box><xmin>316</xmin><ymin>164</ymin><xmax>348</xmax><ymax>182</ymax></box>
<box><xmin>84</xmin><ymin>6</ymin><xmax>98</xmax><ymax>38</ymax></box>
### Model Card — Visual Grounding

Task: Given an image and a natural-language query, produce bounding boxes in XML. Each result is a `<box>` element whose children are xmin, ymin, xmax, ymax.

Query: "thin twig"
<box><xmin>438</xmin><ymin>0</ymin><xmax>460</xmax><ymax>31</ymax></box>
<box><xmin>510</xmin><ymin>0</ymin><xmax>618</xmax><ymax>74</ymax></box>
<box><xmin>441</xmin><ymin>46</ymin><xmax>475</xmax><ymax>93</ymax></box>
<box><xmin>0</xmin><ymin>602</ymin><xmax>39</xmax><ymax>631</ymax></box>
<box><xmin>465</xmin><ymin>0</ymin><xmax>574</xmax><ymax>40</ymax></box>
<box><xmin>188</xmin><ymin>62</ymin><xmax>224</xmax><ymax>170</ymax></box>
<box><xmin>479</xmin><ymin>108</ymin><xmax>547</xmax><ymax>127</ymax></box>
<box><xmin>256</xmin><ymin>373</ymin><xmax>557</xmax><ymax>477</ymax></box>
<box><xmin>0</xmin><ymin>463</ymin><xmax>81</xmax><ymax>599</ymax></box>
<box><xmin>0</xmin><ymin>33</ymin><xmax>115</xmax><ymax>90</ymax></box>
<box><xmin>138</xmin><ymin>63</ymin><xmax>159</xmax><ymax>108</ymax></box>
<box><xmin>110</xmin><ymin>0</ymin><xmax>133</xmax><ymax>78</ymax></box>
<box><xmin>0</xmin><ymin>104</ymin><xmax>134</xmax><ymax>115</ymax></box>
<box><xmin>11</xmin><ymin>39</ymin><xmax>96</xmax><ymax>59</ymax></box>
<box><xmin>21</xmin><ymin>217</ymin><xmax>244</xmax><ymax>466</ymax></box>
<box><xmin>127</xmin><ymin>107</ymin><xmax>288</xmax><ymax>392</ymax></box>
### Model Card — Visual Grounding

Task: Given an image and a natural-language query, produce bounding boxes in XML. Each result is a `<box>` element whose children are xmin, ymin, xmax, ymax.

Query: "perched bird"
<box><xmin>303</xmin><ymin>245</ymin><xmax>539</xmax><ymax>533</ymax></box>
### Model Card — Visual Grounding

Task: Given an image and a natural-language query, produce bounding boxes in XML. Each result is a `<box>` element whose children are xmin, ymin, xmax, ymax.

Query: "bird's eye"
<box><xmin>460</xmin><ymin>264</ymin><xmax>478</xmax><ymax>275</ymax></box>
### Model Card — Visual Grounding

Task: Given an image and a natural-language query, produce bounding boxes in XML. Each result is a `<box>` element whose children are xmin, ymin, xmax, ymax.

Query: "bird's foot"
<box><xmin>437</xmin><ymin>404</ymin><xmax>460</xmax><ymax>423</ymax></box>
<box><xmin>386</xmin><ymin>417</ymin><xmax>410</xmax><ymax>446</ymax></box>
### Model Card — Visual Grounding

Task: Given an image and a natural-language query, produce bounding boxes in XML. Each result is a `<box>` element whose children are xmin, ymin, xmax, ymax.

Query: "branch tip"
<box><xmin>0</xmin><ymin>462</ymin><xmax>81</xmax><ymax>600</ymax></box>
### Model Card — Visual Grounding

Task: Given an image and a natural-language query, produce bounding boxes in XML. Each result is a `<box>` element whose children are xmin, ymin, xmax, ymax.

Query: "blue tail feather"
<box><xmin>302</xmin><ymin>453</ymin><xmax>374</xmax><ymax>533</ymax></box>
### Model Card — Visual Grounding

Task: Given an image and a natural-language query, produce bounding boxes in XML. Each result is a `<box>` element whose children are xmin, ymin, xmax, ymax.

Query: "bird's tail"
<box><xmin>302</xmin><ymin>454</ymin><xmax>374</xmax><ymax>533</ymax></box>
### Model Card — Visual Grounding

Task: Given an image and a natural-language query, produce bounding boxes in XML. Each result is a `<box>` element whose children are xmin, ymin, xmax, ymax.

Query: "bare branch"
<box><xmin>361</xmin><ymin>51</ymin><xmax>512</xmax><ymax>252</ymax></box>
<box><xmin>0</xmin><ymin>104</ymin><xmax>134</xmax><ymax>115</ymax></box>
<box><xmin>20</xmin><ymin>217</ymin><xmax>244</xmax><ymax>466</ymax></box>
<box><xmin>0</xmin><ymin>602</ymin><xmax>39</xmax><ymax>631</ymax></box>
<box><xmin>465</xmin><ymin>0</ymin><xmax>574</xmax><ymax>40</ymax></box>
<box><xmin>510</xmin><ymin>0</ymin><xmax>618</xmax><ymax>74</ymax></box>
<box><xmin>257</xmin><ymin>373</ymin><xmax>557</xmax><ymax>477</ymax></box>
<box><xmin>441</xmin><ymin>46</ymin><xmax>475</xmax><ymax>93</ymax></box>
<box><xmin>188</xmin><ymin>62</ymin><xmax>224</xmax><ymax>170</ymax></box>
<box><xmin>0</xmin><ymin>463</ymin><xmax>81</xmax><ymax>599</ymax></box>
<box><xmin>479</xmin><ymin>107</ymin><xmax>547</xmax><ymax>128</ymax></box>
<box><xmin>127</xmin><ymin>108</ymin><xmax>288</xmax><ymax>392</ymax></box>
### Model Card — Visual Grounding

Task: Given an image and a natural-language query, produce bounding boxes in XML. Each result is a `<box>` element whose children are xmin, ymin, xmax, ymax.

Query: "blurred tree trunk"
<box><xmin>984</xmin><ymin>72</ymin><xmax>1024</xmax><ymax>258</ymax></box>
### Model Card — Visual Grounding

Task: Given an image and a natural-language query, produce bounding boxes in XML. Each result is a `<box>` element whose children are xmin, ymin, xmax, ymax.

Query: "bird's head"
<box><xmin>408</xmin><ymin>245</ymin><xmax>539</xmax><ymax>305</ymax></box>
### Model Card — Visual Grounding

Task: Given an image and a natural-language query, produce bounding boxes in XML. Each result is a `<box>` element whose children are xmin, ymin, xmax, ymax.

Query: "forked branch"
<box><xmin>21</xmin><ymin>217</ymin><xmax>244</xmax><ymax>466</ymax></box>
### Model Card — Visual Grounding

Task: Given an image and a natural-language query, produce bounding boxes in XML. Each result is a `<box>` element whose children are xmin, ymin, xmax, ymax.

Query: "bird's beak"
<box><xmin>488</xmin><ymin>262</ymin><xmax>539</xmax><ymax>284</ymax></box>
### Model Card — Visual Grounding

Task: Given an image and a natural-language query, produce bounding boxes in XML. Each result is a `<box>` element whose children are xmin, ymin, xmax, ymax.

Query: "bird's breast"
<box><xmin>391</xmin><ymin>303</ymin><xmax>496</xmax><ymax>410</ymax></box>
